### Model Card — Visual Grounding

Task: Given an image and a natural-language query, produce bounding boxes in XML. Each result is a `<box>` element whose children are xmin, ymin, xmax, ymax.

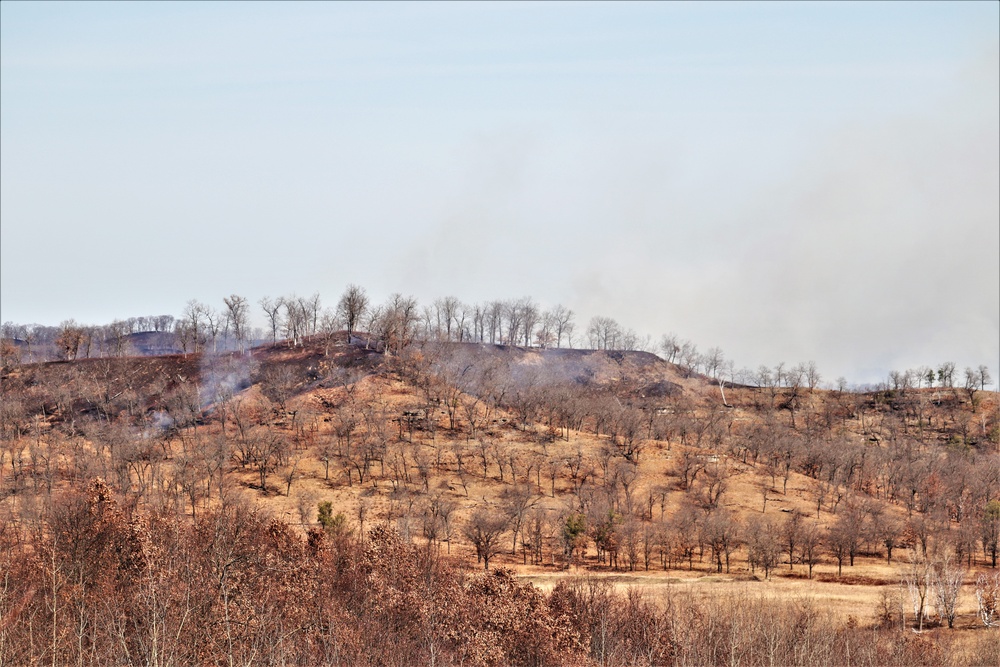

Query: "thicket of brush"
<box><xmin>2</xmin><ymin>480</ymin><xmax>997</xmax><ymax>667</ymax></box>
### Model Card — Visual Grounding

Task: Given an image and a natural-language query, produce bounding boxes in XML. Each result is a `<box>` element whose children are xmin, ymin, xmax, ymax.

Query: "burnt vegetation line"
<box><xmin>5</xmin><ymin>287</ymin><xmax>992</xmax><ymax>398</ymax></box>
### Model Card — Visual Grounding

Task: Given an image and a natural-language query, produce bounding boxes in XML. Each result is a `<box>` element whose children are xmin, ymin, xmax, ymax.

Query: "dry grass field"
<box><xmin>2</xmin><ymin>335</ymin><xmax>998</xmax><ymax>664</ymax></box>
<box><xmin>196</xmin><ymin>340</ymin><xmax>1000</xmax><ymax>634</ymax></box>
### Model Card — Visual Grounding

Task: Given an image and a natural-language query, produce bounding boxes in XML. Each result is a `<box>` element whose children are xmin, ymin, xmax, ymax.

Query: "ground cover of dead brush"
<box><xmin>1</xmin><ymin>338</ymin><xmax>998</xmax><ymax>665</ymax></box>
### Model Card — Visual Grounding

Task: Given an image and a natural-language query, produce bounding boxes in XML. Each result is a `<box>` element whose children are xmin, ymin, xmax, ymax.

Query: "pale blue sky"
<box><xmin>2</xmin><ymin>1</ymin><xmax>997</xmax><ymax>384</ymax></box>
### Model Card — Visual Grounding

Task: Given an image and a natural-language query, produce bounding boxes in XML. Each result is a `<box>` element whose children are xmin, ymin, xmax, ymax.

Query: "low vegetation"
<box><xmin>1</xmin><ymin>287</ymin><xmax>998</xmax><ymax>665</ymax></box>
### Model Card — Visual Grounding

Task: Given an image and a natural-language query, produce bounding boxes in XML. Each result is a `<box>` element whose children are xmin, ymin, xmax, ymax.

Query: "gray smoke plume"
<box><xmin>199</xmin><ymin>351</ymin><xmax>258</xmax><ymax>409</ymax></box>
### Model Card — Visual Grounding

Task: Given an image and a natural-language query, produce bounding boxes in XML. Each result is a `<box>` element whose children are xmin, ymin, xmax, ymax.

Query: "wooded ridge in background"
<box><xmin>1</xmin><ymin>287</ymin><xmax>998</xmax><ymax>666</ymax></box>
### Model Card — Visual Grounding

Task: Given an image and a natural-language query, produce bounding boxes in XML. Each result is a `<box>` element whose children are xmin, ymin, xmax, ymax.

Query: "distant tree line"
<box><xmin>3</xmin><ymin>285</ymin><xmax>994</xmax><ymax>396</ymax></box>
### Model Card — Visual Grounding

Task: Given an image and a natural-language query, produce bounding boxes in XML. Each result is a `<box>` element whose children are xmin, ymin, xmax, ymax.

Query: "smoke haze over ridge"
<box><xmin>1</xmin><ymin>3</ymin><xmax>997</xmax><ymax>385</ymax></box>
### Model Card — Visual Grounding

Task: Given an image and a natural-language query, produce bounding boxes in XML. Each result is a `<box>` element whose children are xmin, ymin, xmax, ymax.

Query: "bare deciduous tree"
<box><xmin>587</xmin><ymin>316</ymin><xmax>621</xmax><ymax>351</ymax></box>
<box><xmin>937</xmin><ymin>361</ymin><xmax>956</xmax><ymax>388</ymax></box>
<box><xmin>931</xmin><ymin>553</ymin><xmax>966</xmax><ymax>629</ymax></box>
<box><xmin>464</xmin><ymin>506</ymin><xmax>508</xmax><ymax>570</ymax></box>
<box><xmin>55</xmin><ymin>320</ymin><xmax>86</xmax><ymax>361</ymax></box>
<box><xmin>746</xmin><ymin>515</ymin><xmax>780</xmax><ymax>579</ymax></box>
<box><xmin>223</xmin><ymin>294</ymin><xmax>250</xmax><ymax>353</ymax></box>
<box><xmin>259</xmin><ymin>296</ymin><xmax>283</xmax><ymax>344</ymax></box>
<box><xmin>903</xmin><ymin>549</ymin><xmax>934</xmax><ymax>632</ymax></box>
<box><xmin>659</xmin><ymin>333</ymin><xmax>681</xmax><ymax>364</ymax></box>
<box><xmin>502</xmin><ymin>483</ymin><xmax>537</xmax><ymax>556</ymax></box>
<box><xmin>976</xmin><ymin>571</ymin><xmax>1000</xmax><ymax>627</ymax></box>
<box><xmin>338</xmin><ymin>284</ymin><xmax>369</xmax><ymax>343</ymax></box>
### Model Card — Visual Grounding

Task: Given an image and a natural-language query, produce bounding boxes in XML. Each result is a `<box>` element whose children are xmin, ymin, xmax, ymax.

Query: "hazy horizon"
<box><xmin>2</xmin><ymin>2</ymin><xmax>997</xmax><ymax>385</ymax></box>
